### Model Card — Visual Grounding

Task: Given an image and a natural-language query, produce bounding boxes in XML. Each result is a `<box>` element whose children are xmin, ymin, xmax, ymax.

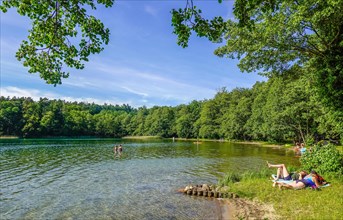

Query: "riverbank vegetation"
<box><xmin>1</xmin><ymin>82</ymin><xmax>342</xmax><ymax>145</ymax></box>
<box><xmin>122</xmin><ymin>136</ymin><xmax>160</xmax><ymax>140</ymax></box>
<box><xmin>218</xmin><ymin>143</ymin><xmax>343</xmax><ymax>219</ymax></box>
<box><xmin>1</xmin><ymin>73</ymin><xmax>342</xmax><ymax>145</ymax></box>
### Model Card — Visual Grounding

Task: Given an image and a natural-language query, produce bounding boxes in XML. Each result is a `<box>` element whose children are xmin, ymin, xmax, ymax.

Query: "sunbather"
<box><xmin>276</xmin><ymin>171</ymin><xmax>325</xmax><ymax>190</ymax></box>
<box><xmin>267</xmin><ymin>162</ymin><xmax>307</xmax><ymax>187</ymax></box>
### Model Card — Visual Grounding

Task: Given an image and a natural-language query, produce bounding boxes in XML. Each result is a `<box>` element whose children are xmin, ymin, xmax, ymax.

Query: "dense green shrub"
<box><xmin>300</xmin><ymin>143</ymin><xmax>343</xmax><ymax>175</ymax></box>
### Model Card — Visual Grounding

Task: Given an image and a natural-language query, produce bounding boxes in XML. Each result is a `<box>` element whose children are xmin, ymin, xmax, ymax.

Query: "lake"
<box><xmin>0</xmin><ymin>139</ymin><xmax>299</xmax><ymax>219</ymax></box>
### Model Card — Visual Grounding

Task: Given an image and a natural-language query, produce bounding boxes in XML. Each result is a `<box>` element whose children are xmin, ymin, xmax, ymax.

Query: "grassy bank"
<box><xmin>219</xmin><ymin>170</ymin><xmax>343</xmax><ymax>219</ymax></box>
<box><xmin>0</xmin><ymin>136</ymin><xmax>19</xmax><ymax>139</ymax></box>
<box><xmin>122</xmin><ymin>136</ymin><xmax>161</xmax><ymax>139</ymax></box>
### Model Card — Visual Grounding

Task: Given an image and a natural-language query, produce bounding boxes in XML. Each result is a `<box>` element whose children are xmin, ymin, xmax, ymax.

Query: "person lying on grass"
<box><xmin>266</xmin><ymin>162</ymin><xmax>308</xmax><ymax>187</ymax></box>
<box><xmin>275</xmin><ymin>170</ymin><xmax>326</xmax><ymax>190</ymax></box>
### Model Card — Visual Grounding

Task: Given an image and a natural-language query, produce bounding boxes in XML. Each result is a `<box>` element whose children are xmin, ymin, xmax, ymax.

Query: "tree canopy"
<box><xmin>1</xmin><ymin>0</ymin><xmax>113</xmax><ymax>85</ymax></box>
<box><xmin>171</xmin><ymin>0</ymin><xmax>343</xmax><ymax>110</ymax></box>
<box><xmin>1</xmin><ymin>74</ymin><xmax>342</xmax><ymax>143</ymax></box>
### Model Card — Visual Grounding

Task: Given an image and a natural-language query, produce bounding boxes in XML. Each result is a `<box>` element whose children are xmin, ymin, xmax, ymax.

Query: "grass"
<box><xmin>0</xmin><ymin>135</ymin><xmax>19</xmax><ymax>139</ymax></box>
<box><xmin>219</xmin><ymin>169</ymin><xmax>343</xmax><ymax>219</ymax></box>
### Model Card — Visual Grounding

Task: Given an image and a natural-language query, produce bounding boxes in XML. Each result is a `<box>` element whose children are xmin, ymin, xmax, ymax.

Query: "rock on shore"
<box><xmin>179</xmin><ymin>184</ymin><xmax>280</xmax><ymax>219</ymax></box>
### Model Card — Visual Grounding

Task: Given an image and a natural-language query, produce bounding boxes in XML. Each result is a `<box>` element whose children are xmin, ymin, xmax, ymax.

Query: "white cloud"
<box><xmin>31</xmin><ymin>58</ymin><xmax>217</xmax><ymax>106</ymax></box>
<box><xmin>144</xmin><ymin>5</ymin><xmax>158</xmax><ymax>17</ymax></box>
<box><xmin>121</xmin><ymin>86</ymin><xmax>148</xmax><ymax>97</ymax></box>
<box><xmin>88</xmin><ymin>62</ymin><xmax>215</xmax><ymax>102</ymax></box>
<box><xmin>0</xmin><ymin>86</ymin><xmax>52</xmax><ymax>100</ymax></box>
<box><xmin>0</xmin><ymin>86</ymin><xmax>128</xmax><ymax>106</ymax></box>
<box><xmin>63</xmin><ymin>77</ymin><xmax>99</xmax><ymax>88</ymax></box>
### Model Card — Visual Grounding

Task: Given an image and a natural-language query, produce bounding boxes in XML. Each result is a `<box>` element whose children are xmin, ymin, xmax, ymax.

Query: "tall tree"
<box><xmin>175</xmin><ymin>104</ymin><xmax>195</xmax><ymax>138</ymax></box>
<box><xmin>0</xmin><ymin>97</ymin><xmax>23</xmax><ymax>136</ymax></box>
<box><xmin>220</xmin><ymin>88</ymin><xmax>252</xmax><ymax>140</ymax></box>
<box><xmin>172</xmin><ymin>0</ymin><xmax>343</xmax><ymax>110</ymax></box>
<box><xmin>197</xmin><ymin>99</ymin><xmax>221</xmax><ymax>139</ymax></box>
<box><xmin>40</xmin><ymin>99</ymin><xmax>65</xmax><ymax>135</ymax></box>
<box><xmin>21</xmin><ymin>98</ymin><xmax>42</xmax><ymax>137</ymax></box>
<box><xmin>245</xmin><ymin>81</ymin><xmax>269</xmax><ymax>140</ymax></box>
<box><xmin>145</xmin><ymin>106</ymin><xmax>176</xmax><ymax>138</ymax></box>
<box><xmin>132</xmin><ymin>106</ymin><xmax>148</xmax><ymax>136</ymax></box>
<box><xmin>63</xmin><ymin>109</ymin><xmax>94</xmax><ymax>136</ymax></box>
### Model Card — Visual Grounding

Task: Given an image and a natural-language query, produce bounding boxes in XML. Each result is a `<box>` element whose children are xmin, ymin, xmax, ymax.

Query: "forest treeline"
<box><xmin>1</xmin><ymin>75</ymin><xmax>342</xmax><ymax>144</ymax></box>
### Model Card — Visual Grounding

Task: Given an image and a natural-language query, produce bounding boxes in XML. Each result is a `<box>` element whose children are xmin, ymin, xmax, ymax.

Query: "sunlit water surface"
<box><xmin>0</xmin><ymin>139</ymin><xmax>299</xmax><ymax>219</ymax></box>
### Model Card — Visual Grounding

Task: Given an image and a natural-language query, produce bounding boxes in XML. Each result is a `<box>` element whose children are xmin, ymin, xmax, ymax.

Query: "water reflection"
<box><xmin>0</xmin><ymin>139</ymin><xmax>299</xmax><ymax>219</ymax></box>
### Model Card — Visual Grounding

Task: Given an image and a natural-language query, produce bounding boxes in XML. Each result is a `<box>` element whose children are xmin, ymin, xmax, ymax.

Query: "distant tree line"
<box><xmin>1</xmin><ymin>75</ymin><xmax>342</xmax><ymax>144</ymax></box>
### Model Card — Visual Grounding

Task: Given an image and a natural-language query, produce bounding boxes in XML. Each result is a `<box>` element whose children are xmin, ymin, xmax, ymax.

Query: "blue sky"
<box><xmin>1</xmin><ymin>1</ymin><xmax>265</xmax><ymax>107</ymax></box>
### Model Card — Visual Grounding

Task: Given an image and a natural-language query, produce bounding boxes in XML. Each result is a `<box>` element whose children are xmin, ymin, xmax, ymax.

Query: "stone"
<box><xmin>192</xmin><ymin>189</ymin><xmax>197</xmax><ymax>196</ymax></box>
<box><xmin>208</xmin><ymin>191</ymin><xmax>214</xmax><ymax>197</ymax></box>
<box><xmin>201</xmin><ymin>184</ymin><xmax>209</xmax><ymax>191</ymax></box>
<box><xmin>232</xmin><ymin>193</ymin><xmax>239</xmax><ymax>198</ymax></box>
<box><xmin>187</xmin><ymin>189</ymin><xmax>192</xmax><ymax>195</ymax></box>
<box><xmin>184</xmin><ymin>185</ymin><xmax>193</xmax><ymax>192</ymax></box>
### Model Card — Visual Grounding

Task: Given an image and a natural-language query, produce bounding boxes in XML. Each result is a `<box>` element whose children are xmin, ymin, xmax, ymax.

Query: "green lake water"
<box><xmin>0</xmin><ymin>139</ymin><xmax>300</xmax><ymax>219</ymax></box>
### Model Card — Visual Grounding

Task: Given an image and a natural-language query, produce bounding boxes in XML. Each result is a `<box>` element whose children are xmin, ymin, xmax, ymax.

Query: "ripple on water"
<box><xmin>0</xmin><ymin>139</ymin><xmax>300</xmax><ymax>219</ymax></box>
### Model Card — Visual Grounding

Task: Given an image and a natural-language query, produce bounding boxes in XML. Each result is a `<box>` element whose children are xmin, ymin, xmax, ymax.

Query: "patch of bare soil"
<box><xmin>217</xmin><ymin>198</ymin><xmax>281</xmax><ymax>220</ymax></box>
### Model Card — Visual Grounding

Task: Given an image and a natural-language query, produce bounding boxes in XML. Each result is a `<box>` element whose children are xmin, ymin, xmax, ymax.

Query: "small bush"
<box><xmin>300</xmin><ymin>143</ymin><xmax>343</xmax><ymax>175</ymax></box>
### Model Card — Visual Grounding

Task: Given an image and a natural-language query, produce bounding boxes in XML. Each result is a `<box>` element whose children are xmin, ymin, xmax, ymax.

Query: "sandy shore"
<box><xmin>216</xmin><ymin>198</ymin><xmax>280</xmax><ymax>220</ymax></box>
